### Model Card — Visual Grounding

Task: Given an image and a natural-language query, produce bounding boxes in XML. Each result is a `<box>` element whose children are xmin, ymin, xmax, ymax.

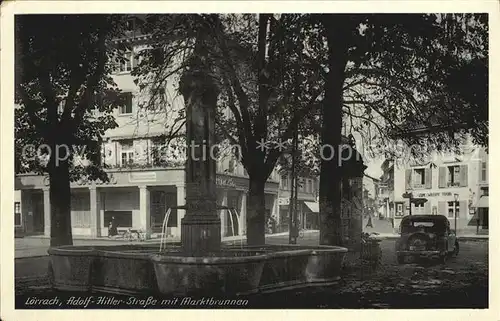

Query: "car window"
<box><xmin>401</xmin><ymin>219</ymin><xmax>445</xmax><ymax>234</ymax></box>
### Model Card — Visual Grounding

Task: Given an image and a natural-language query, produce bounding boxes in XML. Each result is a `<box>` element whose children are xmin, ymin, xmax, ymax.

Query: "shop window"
<box><xmin>104</xmin><ymin>211</ymin><xmax>133</xmax><ymax>228</ymax></box>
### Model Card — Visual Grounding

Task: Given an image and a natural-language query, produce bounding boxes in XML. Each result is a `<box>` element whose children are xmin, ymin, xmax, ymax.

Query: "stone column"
<box><xmin>179</xmin><ymin>37</ymin><xmax>221</xmax><ymax>255</ymax></box>
<box><xmin>139</xmin><ymin>185</ymin><xmax>151</xmax><ymax>239</ymax></box>
<box><xmin>239</xmin><ymin>191</ymin><xmax>247</xmax><ymax>236</ymax></box>
<box><xmin>89</xmin><ymin>186</ymin><xmax>101</xmax><ymax>238</ymax></box>
<box><xmin>176</xmin><ymin>184</ymin><xmax>185</xmax><ymax>238</ymax></box>
<box><xmin>43</xmin><ymin>188</ymin><xmax>51</xmax><ymax>237</ymax></box>
<box><xmin>220</xmin><ymin>190</ymin><xmax>228</xmax><ymax>237</ymax></box>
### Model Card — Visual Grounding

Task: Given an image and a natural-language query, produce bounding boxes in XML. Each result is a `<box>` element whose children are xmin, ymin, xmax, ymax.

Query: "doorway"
<box><xmin>31</xmin><ymin>192</ymin><xmax>44</xmax><ymax>234</ymax></box>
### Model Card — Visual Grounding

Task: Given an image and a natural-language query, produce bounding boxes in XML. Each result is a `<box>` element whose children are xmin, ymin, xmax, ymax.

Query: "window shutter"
<box><xmin>459</xmin><ymin>200</ymin><xmax>467</xmax><ymax>218</ymax></box>
<box><xmin>425</xmin><ymin>168</ymin><xmax>432</xmax><ymax>189</ymax></box>
<box><xmin>438</xmin><ymin>201</ymin><xmax>446</xmax><ymax>215</ymax></box>
<box><xmin>405</xmin><ymin>169</ymin><xmax>412</xmax><ymax>190</ymax></box>
<box><xmin>460</xmin><ymin>165</ymin><xmax>468</xmax><ymax>187</ymax></box>
<box><xmin>438</xmin><ymin>167</ymin><xmax>446</xmax><ymax>188</ymax></box>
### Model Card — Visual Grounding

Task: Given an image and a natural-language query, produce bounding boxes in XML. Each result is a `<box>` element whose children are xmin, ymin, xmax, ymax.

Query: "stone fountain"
<box><xmin>47</xmin><ymin>35</ymin><xmax>348</xmax><ymax>298</ymax></box>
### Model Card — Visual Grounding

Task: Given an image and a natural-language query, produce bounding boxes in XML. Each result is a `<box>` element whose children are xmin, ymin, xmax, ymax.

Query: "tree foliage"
<box><xmin>15</xmin><ymin>14</ymin><xmax>126</xmax><ymax>180</ymax></box>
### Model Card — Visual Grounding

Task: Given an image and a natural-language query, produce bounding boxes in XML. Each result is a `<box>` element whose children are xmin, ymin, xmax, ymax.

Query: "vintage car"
<box><xmin>395</xmin><ymin>215</ymin><xmax>459</xmax><ymax>264</ymax></box>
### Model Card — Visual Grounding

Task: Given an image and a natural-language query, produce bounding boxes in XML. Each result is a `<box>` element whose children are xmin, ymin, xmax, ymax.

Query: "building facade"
<box><xmin>392</xmin><ymin>145</ymin><xmax>489</xmax><ymax>234</ymax></box>
<box><xmin>277</xmin><ymin>174</ymin><xmax>319</xmax><ymax>232</ymax></box>
<box><xmin>378</xmin><ymin>159</ymin><xmax>395</xmax><ymax>221</ymax></box>
<box><xmin>14</xmin><ymin>27</ymin><xmax>282</xmax><ymax>239</ymax></box>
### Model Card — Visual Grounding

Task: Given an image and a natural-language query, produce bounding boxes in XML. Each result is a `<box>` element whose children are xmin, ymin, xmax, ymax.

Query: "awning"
<box><xmin>304</xmin><ymin>201</ymin><xmax>319</xmax><ymax>213</ymax></box>
<box><xmin>477</xmin><ymin>196</ymin><xmax>489</xmax><ymax>208</ymax></box>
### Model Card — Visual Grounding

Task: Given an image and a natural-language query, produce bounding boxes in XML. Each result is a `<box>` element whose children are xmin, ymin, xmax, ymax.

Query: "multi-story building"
<box><xmin>392</xmin><ymin>143</ymin><xmax>489</xmax><ymax>234</ymax></box>
<box><xmin>277</xmin><ymin>174</ymin><xmax>319</xmax><ymax>232</ymax></box>
<box><xmin>378</xmin><ymin>159</ymin><xmax>395</xmax><ymax>221</ymax></box>
<box><xmin>14</xmin><ymin>22</ymin><xmax>282</xmax><ymax>239</ymax></box>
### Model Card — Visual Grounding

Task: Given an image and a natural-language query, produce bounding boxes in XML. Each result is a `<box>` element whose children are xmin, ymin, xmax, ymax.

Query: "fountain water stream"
<box><xmin>159</xmin><ymin>206</ymin><xmax>242</xmax><ymax>252</ymax></box>
<box><xmin>159</xmin><ymin>208</ymin><xmax>172</xmax><ymax>252</ymax></box>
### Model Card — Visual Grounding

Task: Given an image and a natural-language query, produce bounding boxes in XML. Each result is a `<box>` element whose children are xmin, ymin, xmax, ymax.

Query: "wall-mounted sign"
<box><xmin>416</xmin><ymin>191</ymin><xmax>455</xmax><ymax>198</ymax></box>
<box><xmin>129</xmin><ymin>172</ymin><xmax>157</xmax><ymax>183</ymax></box>
<box><xmin>76</xmin><ymin>174</ymin><xmax>118</xmax><ymax>186</ymax></box>
<box><xmin>216</xmin><ymin>176</ymin><xmax>236</xmax><ymax>187</ymax></box>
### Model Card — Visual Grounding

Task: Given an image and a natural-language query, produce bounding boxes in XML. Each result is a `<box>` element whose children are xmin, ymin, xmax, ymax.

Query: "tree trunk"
<box><xmin>319</xmin><ymin>15</ymin><xmax>352</xmax><ymax>246</ymax></box>
<box><xmin>246</xmin><ymin>175</ymin><xmax>266</xmax><ymax>246</ymax></box>
<box><xmin>49</xmin><ymin>155</ymin><xmax>73</xmax><ymax>247</ymax></box>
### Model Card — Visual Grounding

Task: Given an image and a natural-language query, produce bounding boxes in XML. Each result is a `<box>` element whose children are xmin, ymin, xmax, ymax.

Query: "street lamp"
<box><xmin>454</xmin><ymin>193</ymin><xmax>459</xmax><ymax>234</ymax></box>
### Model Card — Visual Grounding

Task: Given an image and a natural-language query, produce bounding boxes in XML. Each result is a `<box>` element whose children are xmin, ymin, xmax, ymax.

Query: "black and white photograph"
<box><xmin>1</xmin><ymin>0</ymin><xmax>498</xmax><ymax>316</ymax></box>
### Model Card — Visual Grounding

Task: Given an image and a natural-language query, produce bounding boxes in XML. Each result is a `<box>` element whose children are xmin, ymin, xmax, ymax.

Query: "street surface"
<box><xmin>15</xmin><ymin>231</ymin><xmax>488</xmax><ymax>308</ymax></box>
<box><xmin>254</xmin><ymin>232</ymin><xmax>488</xmax><ymax>308</ymax></box>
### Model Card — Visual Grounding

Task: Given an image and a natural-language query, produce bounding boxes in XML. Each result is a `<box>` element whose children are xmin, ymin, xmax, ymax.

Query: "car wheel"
<box><xmin>397</xmin><ymin>255</ymin><xmax>405</xmax><ymax>264</ymax></box>
<box><xmin>453</xmin><ymin>241</ymin><xmax>459</xmax><ymax>256</ymax></box>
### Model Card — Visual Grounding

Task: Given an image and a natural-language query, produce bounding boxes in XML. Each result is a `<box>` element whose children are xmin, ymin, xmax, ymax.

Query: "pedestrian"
<box><xmin>108</xmin><ymin>216</ymin><xmax>118</xmax><ymax>237</ymax></box>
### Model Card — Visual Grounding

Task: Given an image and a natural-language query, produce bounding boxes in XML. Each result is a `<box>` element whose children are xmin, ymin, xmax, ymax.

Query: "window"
<box><xmin>281</xmin><ymin>175</ymin><xmax>289</xmax><ymax>189</ymax></box>
<box><xmin>118</xmin><ymin>92</ymin><xmax>133</xmax><ymax>115</ymax></box>
<box><xmin>120</xmin><ymin>140</ymin><xmax>135</xmax><ymax>166</ymax></box>
<box><xmin>447</xmin><ymin>201</ymin><xmax>460</xmax><ymax>218</ymax></box>
<box><xmin>228</xmin><ymin>159</ymin><xmax>235</xmax><ymax>173</ymax></box>
<box><xmin>413</xmin><ymin>168</ymin><xmax>426</xmax><ymax>188</ymax></box>
<box><xmin>447</xmin><ymin>166</ymin><xmax>460</xmax><ymax>187</ymax></box>
<box><xmin>481</xmin><ymin>162</ymin><xmax>487</xmax><ymax>182</ymax></box>
<box><xmin>14</xmin><ymin>202</ymin><xmax>21</xmax><ymax>226</ymax></box>
<box><xmin>307</xmin><ymin>179</ymin><xmax>312</xmax><ymax>193</ymax></box>
<box><xmin>113</xmin><ymin>51</ymin><xmax>134</xmax><ymax>73</ymax></box>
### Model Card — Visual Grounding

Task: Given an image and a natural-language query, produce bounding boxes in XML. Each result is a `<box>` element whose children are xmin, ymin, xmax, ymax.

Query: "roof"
<box><xmin>401</xmin><ymin>215</ymin><xmax>449</xmax><ymax>222</ymax></box>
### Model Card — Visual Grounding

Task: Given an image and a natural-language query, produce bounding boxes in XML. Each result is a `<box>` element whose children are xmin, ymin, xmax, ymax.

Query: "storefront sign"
<box><xmin>216</xmin><ymin>176</ymin><xmax>236</xmax><ymax>187</ymax></box>
<box><xmin>129</xmin><ymin>172</ymin><xmax>157</xmax><ymax>183</ymax></box>
<box><xmin>77</xmin><ymin>174</ymin><xmax>118</xmax><ymax>186</ymax></box>
<box><xmin>416</xmin><ymin>191</ymin><xmax>453</xmax><ymax>198</ymax></box>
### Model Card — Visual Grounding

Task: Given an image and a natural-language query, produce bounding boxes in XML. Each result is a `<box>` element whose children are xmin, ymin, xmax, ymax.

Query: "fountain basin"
<box><xmin>92</xmin><ymin>246</ymin><xmax>160</xmax><ymax>295</ymax></box>
<box><xmin>151</xmin><ymin>250</ymin><xmax>268</xmax><ymax>296</ymax></box>
<box><xmin>229</xmin><ymin>245</ymin><xmax>348</xmax><ymax>292</ymax></box>
<box><xmin>48</xmin><ymin>244</ymin><xmax>347</xmax><ymax>296</ymax></box>
<box><xmin>48</xmin><ymin>246</ymin><xmax>96</xmax><ymax>292</ymax></box>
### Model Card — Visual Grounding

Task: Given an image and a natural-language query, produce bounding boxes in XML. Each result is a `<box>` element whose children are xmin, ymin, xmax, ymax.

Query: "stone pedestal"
<box><xmin>181</xmin><ymin>216</ymin><xmax>221</xmax><ymax>256</ymax></box>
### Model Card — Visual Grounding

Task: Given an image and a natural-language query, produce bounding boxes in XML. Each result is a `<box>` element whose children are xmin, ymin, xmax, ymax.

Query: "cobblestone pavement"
<box><xmin>253</xmin><ymin>234</ymin><xmax>488</xmax><ymax>308</ymax></box>
<box><xmin>15</xmin><ymin>233</ymin><xmax>488</xmax><ymax>308</ymax></box>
